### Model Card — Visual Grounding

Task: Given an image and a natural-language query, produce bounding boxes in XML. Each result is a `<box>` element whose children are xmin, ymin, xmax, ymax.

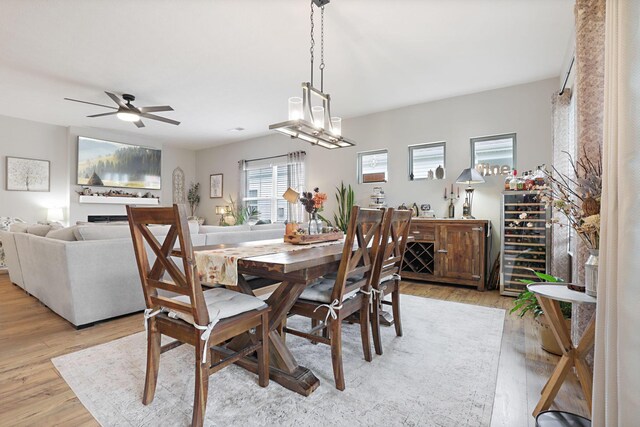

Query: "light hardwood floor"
<box><xmin>0</xmin><ymin>274</ymin><xmax>590</xmax><ymax>426</ymax></box>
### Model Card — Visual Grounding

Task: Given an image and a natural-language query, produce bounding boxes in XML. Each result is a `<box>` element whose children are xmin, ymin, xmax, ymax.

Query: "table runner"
<box><xmin>195</xmin><ymin>240</ymin><xmax>344</xmax><ymax>286</ymax></box>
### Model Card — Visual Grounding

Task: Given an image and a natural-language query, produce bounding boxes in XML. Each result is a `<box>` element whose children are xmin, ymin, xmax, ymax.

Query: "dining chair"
<box><xmin>283</xmin><ymin>206</ymin><xmax>385</xmax><ymax>390</ymax></box>
<box><xmin>127</xmin><ymin>204</ymin><xmax>270</xmax><ymax>427</ymax></box>
<box><xmin>368</xmin><ymin>208</ymin><xmax>412</xmax><ymax>355</ymax></box>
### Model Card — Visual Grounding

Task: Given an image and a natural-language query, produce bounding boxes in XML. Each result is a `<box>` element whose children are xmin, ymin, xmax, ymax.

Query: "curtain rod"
<box><xmin>559</xmin><ymin>56</ymin><xmax>575</xmax><ymax>96</ymax></box>
<box><xmin>239</xmin><ymin>151</ymin><xmax>306</xmax><ymax>164</ymax></box>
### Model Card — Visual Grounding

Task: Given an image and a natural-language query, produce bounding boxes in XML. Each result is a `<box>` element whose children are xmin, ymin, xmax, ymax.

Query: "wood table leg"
<box><xmin>230</xmin><ymin>276</ymin><xmax>321</xmax><ymax>396</ymax></box>
<box><xmin>533</xmin><ymin>296</ymin><xmax>595</xmax><ymax>417</ymax></box>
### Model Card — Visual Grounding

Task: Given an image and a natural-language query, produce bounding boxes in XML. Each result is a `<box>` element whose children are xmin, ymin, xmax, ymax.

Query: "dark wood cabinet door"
<box><xmin>437</xmin><ymin>224</ymin><xmax>483</xmax><ymax>282</ymax></box>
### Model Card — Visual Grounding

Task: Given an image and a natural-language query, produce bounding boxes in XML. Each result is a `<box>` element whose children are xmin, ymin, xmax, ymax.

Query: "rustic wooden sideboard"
<box><xmin>401</xmin><ymin>218</ymin><xmax>490</xmax><ymax>291</ymax></box>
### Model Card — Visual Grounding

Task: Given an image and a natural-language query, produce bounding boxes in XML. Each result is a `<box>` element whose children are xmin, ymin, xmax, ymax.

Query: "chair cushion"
<box><xmin>168</xmin><ymin>288</ymin><xmax>267</xmax><ymax>326</ymax></box>
<box><xmin>535</xmin><ymin>411</ymin><xmax>591</xmax><ymax>427</ymax></box>
<box><xmin>299</xmin><ymin>278</ymin><xmax>359</xmax><ymax>304</ymax></box>
<box><xmin>323</xmin><ymin>271</ymin><xmax>365</xmax><ymax>283</ymax></box>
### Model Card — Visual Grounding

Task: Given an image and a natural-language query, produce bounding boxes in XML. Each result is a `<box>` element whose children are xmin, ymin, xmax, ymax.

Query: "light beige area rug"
<box><xmin>53</xmin><ymin>295</ymin><xmax>505</xmax><ymax>427</ymax></box>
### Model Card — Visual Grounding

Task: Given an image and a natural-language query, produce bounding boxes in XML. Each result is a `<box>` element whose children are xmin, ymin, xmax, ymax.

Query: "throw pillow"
<box><xmin>26</xmin><ymin>224</ymin><xmax>52</xmax><ymax>237</ymax></box>
<box><xmin>9</xmin><ymin>223</ymin><xmax>28</xmax><ymax>233</ymax></box>
<box><xmin>46</xmin><ymin>226</ymin><xmax>77</xmax><ymax>241</ymax></box>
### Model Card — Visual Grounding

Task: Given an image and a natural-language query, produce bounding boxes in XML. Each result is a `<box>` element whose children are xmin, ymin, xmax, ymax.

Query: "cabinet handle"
<box><xmin>472</xmin><ymin>275</ymin><xmax>481</xmax><ymax>279</ymax></box>
<box><xmin>472</xmin><ymin>227</ymin><xmax>483</xmax><ymax>231</ymax></box>
<box><xmin>412</xmin><ymin>231</ymin><xmax>421</xmax><ymax>234</ymax></box>
<box><xmin>437</xmin><ymin>249</ymin><xmax>448</xmax><ymax>253</ymax></box>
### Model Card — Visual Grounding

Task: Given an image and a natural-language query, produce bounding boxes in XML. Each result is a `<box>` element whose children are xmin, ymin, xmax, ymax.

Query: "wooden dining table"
<box><xmin>194</xmin><ymin>239</ymin><xmax>346</xmax><ymax>396</ymax></box>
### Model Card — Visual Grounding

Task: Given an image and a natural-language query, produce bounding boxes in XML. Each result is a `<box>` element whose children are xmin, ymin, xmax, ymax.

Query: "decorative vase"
<box><xmin>308</xmin><ymin>212</ymin><xmax>318</xmax><ymax>235</ymax></box>
<box><xmin>435</xmin><ymin>165</ymin><xmax>445</xmax><ymax>179</ymax></box>
<box><xmin>585</xmin><ymin>248</ymin><xmax>599</xmax><ymax>297</ymax></box>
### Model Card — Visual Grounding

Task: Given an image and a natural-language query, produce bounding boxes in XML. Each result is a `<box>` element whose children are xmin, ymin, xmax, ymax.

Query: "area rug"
<box><xmin>52</xmin><ymin>295</ymin><xmax>505</xmax><ymax>427</ymax></box>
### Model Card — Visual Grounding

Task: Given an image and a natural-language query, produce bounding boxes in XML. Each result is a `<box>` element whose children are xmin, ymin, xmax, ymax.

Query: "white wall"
<box><xmin>196</xmin><ymin>78</ymin><xmax>557</xmax><ymax>258</ymax></box>
<box><xmin>0</xmin><ymin>115</ymin><xmax>69</xmax><ymax>223</ymax></box>
<box><xmin>0</xmin><ymin>114</ymin><xmax>196</xmax><ymax>225</ymax></box>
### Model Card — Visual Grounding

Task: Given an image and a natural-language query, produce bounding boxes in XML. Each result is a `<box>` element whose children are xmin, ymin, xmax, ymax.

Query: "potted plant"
<box><xmin>510</xmin><ymin>271</ymin><xmax>571</xmax><ymax>356</ymax></box>
<box><xmin>187</xmin><ymin>182</ymin><xmax>203</xmax><ymax>224</ymax></box>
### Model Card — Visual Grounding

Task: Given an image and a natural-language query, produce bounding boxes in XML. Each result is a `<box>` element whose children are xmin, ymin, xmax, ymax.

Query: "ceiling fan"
<box><xmin>64</xmin><ymin>92</ymin><xmax>180</xmax><ymax>128</ymax></box>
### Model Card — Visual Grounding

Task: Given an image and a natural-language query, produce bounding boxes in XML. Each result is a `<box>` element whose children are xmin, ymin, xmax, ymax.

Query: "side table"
<box><xmin>527</xmin><ymin>284</ymin><xmax>597</xmax><ymax>417</ymax></box>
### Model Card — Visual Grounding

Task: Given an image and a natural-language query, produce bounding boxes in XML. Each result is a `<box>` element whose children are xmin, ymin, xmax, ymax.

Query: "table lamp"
<box><xmin>47</xmin><ymin>207</ymin><xmax>64</xmax><ymax>223</ymax></box>
<box><xmin>455</xmin><ymin>168</ymin><xmax>485</xmax><ymax>219</ymax></box>
<box><xmin>282</xmin><ymin>187</ymin><xmax>300</xmax><ymax>234</ymax></box>
<box><xmin>215</xmin><ymin>205</ymin><xmax>228</xmax><ymax>225</ymax></box>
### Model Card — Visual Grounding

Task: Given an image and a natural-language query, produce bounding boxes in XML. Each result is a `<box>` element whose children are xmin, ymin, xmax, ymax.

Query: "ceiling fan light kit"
<box><xmin>269</xmin><ymin>0</ymin><xmax>355</xmax><ymax>149</ymax></box>
<box><xmin>64</xmin><ymin>92</ymin><xmax>179</xmax><ymax>128</ymax></box>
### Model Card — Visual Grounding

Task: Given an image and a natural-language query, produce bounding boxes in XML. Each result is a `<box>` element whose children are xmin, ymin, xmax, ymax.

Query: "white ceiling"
<box><xmin>0</xmin><ymin>0</ymin><xmax>574</xmax><ymax>149</ymax></box>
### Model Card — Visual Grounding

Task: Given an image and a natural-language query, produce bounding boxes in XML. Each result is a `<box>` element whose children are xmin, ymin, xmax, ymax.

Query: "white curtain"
<box><xmin>592</xmin><ymin>0</ymin><xmax>640</xmax><ymax>425</ymax></box>
<box><xmin>287</xmin><ymin>151</ymin><xmax>306</xmax><ymax>223</ymax></box>
<box><xmin>237</xmin><ymin>159</ymin><xmax>247</xmax><ymax>204</ymax></box>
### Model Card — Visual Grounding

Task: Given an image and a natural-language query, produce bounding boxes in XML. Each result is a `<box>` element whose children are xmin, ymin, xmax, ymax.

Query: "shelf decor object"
<box><xmin>500</xmin><ymin>190</ymin><xmax>552</xmax><ymax>296</ymax></box>
<box><xmin>269</xmin><ymin>0</ymin><xmax>355</xmax><ymax>149</ymax></box>
<box><xmin>455</xmin><ymin>167</ymin><xmax>485</xmax><ymax>219</ymax></box>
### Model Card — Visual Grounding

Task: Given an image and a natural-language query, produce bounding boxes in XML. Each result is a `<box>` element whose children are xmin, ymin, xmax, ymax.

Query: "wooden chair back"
<box><xmin>370</xmin><ymin>208</ymin><xmax>412</xmax><ymax>288</ymax></box>
<box><xmin>127</xmin><ymin>204</ymin><xmax>210</xmax><ymax>327</ymax></box>
<box><xmin>331</xmin><ymin>206</ymin><xmax>386</xmax><ymax>302</ymax></box>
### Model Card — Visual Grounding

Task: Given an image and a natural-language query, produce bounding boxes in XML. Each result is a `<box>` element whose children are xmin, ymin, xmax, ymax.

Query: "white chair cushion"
<box><xmin>168</xmin><ymin>288</ymin><xmax>266</xmax><ymax>326</ymax></box>
<box><xmin>299</xmin><ymin>278</ymin><xmax>359</xmax><ymax>304</ymax></box>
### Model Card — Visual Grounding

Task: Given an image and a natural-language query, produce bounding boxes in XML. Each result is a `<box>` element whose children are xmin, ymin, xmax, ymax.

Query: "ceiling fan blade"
<box><xmin>140</xmin><ymin>113</ymin><xmax>180</xmax><ymax>126</ymax></box>
<box><xmin>105</xmin><ymin>91</ymin><xmax>128</xmax><ymax>109</ymax></box>
<box><xmin>134</xmin><ymin>120</ymin><xmax>145</xmax><ymax>128</ymax></box>
<box><xmin>87</xmin><ymin>112</ymin><xmax>118</xmax><ymax>118</ymax></box>
<box><xmin>138</xmin><ymin>106</ymin><xmax>174</xmax><ymax>113</ymax></box>
<box><xmin>64</xmin><ymin>98</ymin><xmax>118</xmax><ymax>110</ymax></box>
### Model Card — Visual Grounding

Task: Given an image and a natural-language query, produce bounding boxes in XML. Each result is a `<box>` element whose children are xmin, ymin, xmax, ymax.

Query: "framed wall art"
<box><xmin>210</xmin><ymin>173</ymin><xmax>223</xmax><ymax>198</ymax></box>
<box><xmin>6</xmin><ymin>156</ymin><xmax>50</xmax><ymax>192</ymax></box>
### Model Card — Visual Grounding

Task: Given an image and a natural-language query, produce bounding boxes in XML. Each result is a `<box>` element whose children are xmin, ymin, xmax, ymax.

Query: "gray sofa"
<box><xmin>0</xmin><ymin>222</ymin><xmax>284</xmax><ymax>327</ymax></box>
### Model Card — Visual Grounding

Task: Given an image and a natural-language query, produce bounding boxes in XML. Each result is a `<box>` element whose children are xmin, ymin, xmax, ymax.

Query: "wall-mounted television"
<box><xmin>77</xmin><ymin>137</ymin><xmax>162</xmax><ymax>190</ymax></box>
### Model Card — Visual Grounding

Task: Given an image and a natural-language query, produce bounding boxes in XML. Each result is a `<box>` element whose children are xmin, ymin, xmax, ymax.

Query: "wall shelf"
<box><xmin>78</xmin><ymin>195</ymin><xmax>160</xmax><ymax>205</ymax></box>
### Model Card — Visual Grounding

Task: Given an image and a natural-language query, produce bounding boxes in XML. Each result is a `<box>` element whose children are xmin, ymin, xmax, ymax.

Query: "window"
<box><xmin>471</xmin><ymin>133</ymin><xmax>516</xmax><ymax>175</ymax></box>
<box><xmin>357</xmin><ymin>150</ymin><xmax>388</xmax><ymax>183</ymax></box>
<box><xmin>409</xmin><ymin>142</ymin><xmax>446</xmax><ymax>180</ymax></box>
<box><xmin>243</xmin><ymin>155</ymin><xmax>302</xmax><ymax>223</ymax></box>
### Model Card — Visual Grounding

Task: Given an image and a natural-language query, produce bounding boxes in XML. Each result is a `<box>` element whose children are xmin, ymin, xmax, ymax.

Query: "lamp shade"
<box><xmin>215</xmin><ymin>205</ymin><xmax>227</xmax><ymax>215</ymax></box>
<box><xmin>47</xmin><ymin>207</ymin><xmax>64</xmax><ymax>222</ymax></box>
<box><xmin>282</xmin><ymin>187</ymin><xmax>300</xmax><ymax>204</ymax></box>
<box><xmin>455</xmin><ymin>168</ymin><xmax>485</xmax><ymax>185</ymax></box>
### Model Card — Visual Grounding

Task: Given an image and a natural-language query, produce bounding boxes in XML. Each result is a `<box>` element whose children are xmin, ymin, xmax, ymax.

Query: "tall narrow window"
<box><xmin>358</xmin><ymin>149</ymin><xmax>388</xmax><ymax>183</ymax></box>
<box><xmin>471</xmin><ymin>133</ymin><xmax>516</xmax><ymax>172</ymax></box>
<box><xmin>409</xmin><ymin>142</ymin><xmax>446</xmax><ymax>180</ymax></box>
<box><xmin>242</xmin><ymin>154</ymin><xmax>304</xmax><ymax>223</ymax></box>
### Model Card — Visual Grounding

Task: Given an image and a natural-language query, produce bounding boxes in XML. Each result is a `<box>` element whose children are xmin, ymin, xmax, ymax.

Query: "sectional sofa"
<box><xmin>0</xmin><ymin>222</ymin><xmax>284</xmax><ymax>327</ymax></box>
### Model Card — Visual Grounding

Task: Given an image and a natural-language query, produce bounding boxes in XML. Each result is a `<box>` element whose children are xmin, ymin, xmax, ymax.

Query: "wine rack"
<box><xmin>402</xmin><ymin>241</ymin><xmax>435</xmax><ymax>275</ymax></box>
<box><xmin>500</xmin><ymin>191</ymin><xmax>551</xmax><ymax>296</ymax></box>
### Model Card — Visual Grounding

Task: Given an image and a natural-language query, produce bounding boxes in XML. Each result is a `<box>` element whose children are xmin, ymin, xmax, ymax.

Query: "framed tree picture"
<box><xmin>210</xmin><ymin>173</ymin><xmax>223</xmax><ymax>198</ymax></box>
<box><xmin>6</xmin><ymin>156</ymin><xmax>50</xmax><ymax>192</ymax></box>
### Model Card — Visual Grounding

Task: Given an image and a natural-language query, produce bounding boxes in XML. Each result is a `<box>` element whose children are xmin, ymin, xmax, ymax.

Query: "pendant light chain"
<box><xmin>310</xmin><ymin>0</ymin><xmax>315</xmax><ymax>87</ymax></box>
<box><xmin>320</xmin><ymin>6</ymin><xmax>325</xmax><ymax>92</ymax></box>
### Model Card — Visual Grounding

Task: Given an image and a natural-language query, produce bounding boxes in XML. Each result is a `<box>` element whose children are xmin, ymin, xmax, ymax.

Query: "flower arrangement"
<box><xmin>299</xmin><ymin>187</ymin><xmax>327</xmax><ymax>215</ymax></box>
<box><xmin>299</xmin><ymin>187</ymin><xmax>327</xmax><ymax>234</ymax></box>
<box><xmin>541</xmin><ymin>148</ymin><xmax>602</xmax><ymax>249</ymax></box>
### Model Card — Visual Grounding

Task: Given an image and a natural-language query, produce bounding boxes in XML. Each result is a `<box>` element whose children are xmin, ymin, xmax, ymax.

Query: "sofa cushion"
<box><xmin>73</xmin><ymin>224</ymin><xmax>170</xmax><ymax>241</ymax></box>
<box><xmin>168</xmin><ymin>287</ymin><xmax>266</xmax><ymax>326</ymax></box>
<box><xmin>46</xmin><ymin>226</ymin><xmax>78</xmax><ymax>241</ymax></box>
<box><xmin>26</xmin><ymin>224</ymin><xmax>53</xmax><ymax>237</ymax></box>
<box><xmin>199</xmin><ymin>224</ymin><xmax>251</xmax><ymax>234</ymax></box>
<box><xmin>250</xmin><ymin>223</ymin><xmax>286</xmax><ymax>231</ymax></box>
<box><xmin>299</xmin><ymin>278</ymin><xmax>359</xmax><ymax>303</ymax></box>
<box><xmin>188</xmin><ymin>220</ymin><xmax>200</xmax><ymax>235</ymax></box>
<box><xmin>9</xmin><ymin>223</ymin><xmax>28</xmax><ymax>233</ymax></box>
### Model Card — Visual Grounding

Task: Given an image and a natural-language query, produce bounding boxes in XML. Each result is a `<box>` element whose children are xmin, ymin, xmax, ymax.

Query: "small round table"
<box><xmin>527</xmin><ymin>284</ymin><xmax>597</xmax><ymax>417</ymax></box>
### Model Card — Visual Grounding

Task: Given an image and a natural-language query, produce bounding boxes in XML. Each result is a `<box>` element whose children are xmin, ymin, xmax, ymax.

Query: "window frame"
<box><xmin>242</xmin><ymin>156</ymin><xmax>292</xmax><ymax>223</ymax></box>
<box><xmin>357</xmin><ymin>149</ymin><xmax>389</xmax><ymax>184</ymax></box>
<box><xmin>470</xmin><ymin>133</ymin><xmax>517</xmax><ymax>172</ymax></box>
<box><xmin>408</xmin><ymin>141</ymin><xmax>446</xmax><ymax>181</ymax></box>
